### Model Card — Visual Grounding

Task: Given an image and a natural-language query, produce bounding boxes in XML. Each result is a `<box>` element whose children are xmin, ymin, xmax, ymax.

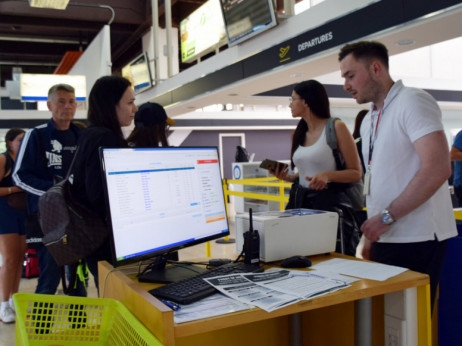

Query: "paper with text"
<box><xmin>311</xmin><ymin>258</ymin><xmax>408</xmax><ymax>281</ymax></box>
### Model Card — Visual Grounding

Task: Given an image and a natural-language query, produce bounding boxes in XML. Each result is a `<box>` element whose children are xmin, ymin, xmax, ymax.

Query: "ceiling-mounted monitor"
<box><xmin>180</xmin><ymin>0</ymin><xmax>227</xmax><ymax>63</ymax></box>
<box><xmin>19</xmin><ymin>74</ymin><xmax>86</xmax><ymax>102</ymax></box>
<box><xmin>121</xmin><ymin>52</ymin><xmax>153</xmax><ymax>94</ymax></box>
<box><xmin>219</xmin><ymin>0</ymin><xmax>278</xmax><ymax>47</ymax></box>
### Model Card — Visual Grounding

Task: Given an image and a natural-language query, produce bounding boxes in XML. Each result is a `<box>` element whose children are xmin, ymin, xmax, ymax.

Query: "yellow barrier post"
<box><xmin>205</xmin><ymin>177</ymin><xmax>290</xmax><ymax>258</ymax></box>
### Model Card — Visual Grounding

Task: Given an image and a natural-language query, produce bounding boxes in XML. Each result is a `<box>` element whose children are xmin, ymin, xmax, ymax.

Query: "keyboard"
<box><xmin>149</xmin><ymin>262</ymin><xmax>264</xmax><ymax>305</ymax></box>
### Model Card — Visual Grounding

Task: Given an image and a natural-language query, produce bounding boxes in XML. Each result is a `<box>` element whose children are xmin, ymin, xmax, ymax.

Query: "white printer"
<box><xmin>235</xmin><ymin>209</ymin><xmax>339</xmax><ymax>262</ymax></box>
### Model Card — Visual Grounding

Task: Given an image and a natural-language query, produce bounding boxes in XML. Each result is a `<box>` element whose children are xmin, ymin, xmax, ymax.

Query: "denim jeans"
<box><xmin>35</xmin><ymin>245</ymin><xmax>87</xmax><ymax>297</ymax></box>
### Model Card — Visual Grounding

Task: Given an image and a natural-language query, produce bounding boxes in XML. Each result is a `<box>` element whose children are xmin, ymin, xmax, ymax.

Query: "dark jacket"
<box><xmin>71</xmin><ymin>125</ymin><xmax>127</xmax><ymax>265</ymax></box>
<box><xmin>13</xmin><ymin>119</ymin><xmax>81</xmax><ymax>213</ymax></box>
<box><xmin>71</xmin><ymin>126</ymin><xmax>128</xmax><ymax>221</ymax></box>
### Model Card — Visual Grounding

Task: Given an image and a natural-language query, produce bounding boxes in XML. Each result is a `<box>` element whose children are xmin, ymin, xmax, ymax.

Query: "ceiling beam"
<box><xmin>0</xmin><ymin>14</ymin><xmax>139</xmax><ymax>34</ymax></box>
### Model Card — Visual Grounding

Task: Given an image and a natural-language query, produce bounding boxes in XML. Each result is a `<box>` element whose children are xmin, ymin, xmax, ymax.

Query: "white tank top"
<box><xmin>292</xmin><ymin>126</ymin><xmax>336</xmax><ymax>188</ymax></box>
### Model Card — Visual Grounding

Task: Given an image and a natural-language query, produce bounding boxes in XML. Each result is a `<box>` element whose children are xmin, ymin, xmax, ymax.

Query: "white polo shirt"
<box><xmin>360</xmin><ymin>80</ymin><xmax>457</xmax><ymax>242</ymax></box>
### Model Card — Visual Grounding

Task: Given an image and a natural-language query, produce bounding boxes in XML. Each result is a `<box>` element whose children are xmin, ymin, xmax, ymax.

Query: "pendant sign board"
<box><xmin>20</xmin><ymin>74</ymin><xmax>86</xmax><ymax>102</ymax></box>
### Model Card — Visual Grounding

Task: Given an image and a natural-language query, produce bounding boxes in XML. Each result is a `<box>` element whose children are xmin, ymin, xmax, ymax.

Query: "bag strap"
<box><xmin>325</xmin><ymin>117</ymin><xmax>339</xmax><ymax>150</ymax></box>
<box><xmin>63</xmin><ymin>145</ymin><xmax>80</xmax><ymax>181</ymax></box>
<box><xmin>325</xmin><ymin>117</ymin><xmax>344</xmax><ymax>170</ymax></box>
<box><xmin>61</xmin><ymin>260</ymin><xmax>88</xmax><ymax>295</ymax></box>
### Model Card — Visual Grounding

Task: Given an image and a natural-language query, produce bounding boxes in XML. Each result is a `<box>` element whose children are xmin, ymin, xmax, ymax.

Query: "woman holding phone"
<box><xmin>270</xmin><ymin>79</ymin><xmax>362</xmax><ymax>255</ymax></box>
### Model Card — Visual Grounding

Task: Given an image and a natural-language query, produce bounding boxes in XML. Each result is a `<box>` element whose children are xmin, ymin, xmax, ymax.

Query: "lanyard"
<box><xmin>368</xmin><ymin>107</ymin><xmax>382</xmax><ymax>167</ymax></box>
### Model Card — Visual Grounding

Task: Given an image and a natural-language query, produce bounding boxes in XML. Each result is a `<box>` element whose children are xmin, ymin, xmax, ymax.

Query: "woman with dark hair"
<box><xmin>0</xmin><ymin>128</ymin><xmax>25</xmax><ymax>323</ymax></box>
<box><xmin>127</xmin><ymin>102</ymin><xmax>175</xmax><ymax>148</ymax></box>
<box><xmin>274</xmin><ymin>80</ymin><xmax>361</xmax><ymax>189</ymax></box>
<box><xmin>270</xmin><ymin>80</ymin><xmax>362</xmax><ymax>255</ymax></box>
<box><xmin>71</xmin><ymin>76</ymin><xmax>137</xmax><ymax>287</ymax></box>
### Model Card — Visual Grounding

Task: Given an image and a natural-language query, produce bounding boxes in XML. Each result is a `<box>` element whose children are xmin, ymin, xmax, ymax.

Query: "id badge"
<box><xmin>363</xmin><ymin>171</ymin><xmax>371</xmax><ymax>195</ymax></box>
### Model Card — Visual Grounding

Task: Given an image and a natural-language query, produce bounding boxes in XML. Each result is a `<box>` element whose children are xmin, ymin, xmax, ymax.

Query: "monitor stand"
<box><xmin>138</xmin><ymin>254</ymin><xmax>206</xmax><ymax>284</ymax></box>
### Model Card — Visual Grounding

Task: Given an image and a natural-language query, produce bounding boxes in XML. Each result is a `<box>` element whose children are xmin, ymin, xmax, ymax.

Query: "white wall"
<box><xmin>68</xmin><ymin>25</ymin><xmax>112</xmax><ymax>100</ymax></box>
<box><xmin>142</xmin><ymin>27</ymin><xmax>179</xmax><ymax>83</ymax></box>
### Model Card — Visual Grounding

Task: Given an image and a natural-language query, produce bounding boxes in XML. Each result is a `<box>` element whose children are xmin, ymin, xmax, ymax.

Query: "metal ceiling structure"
<box><xmin>1</xmin><ymin>0</ymin><xmax>462</xmax><ymax>116</ymax></box>
<box><xmin>0</xmin><ymin>0</ymin><xmax>207</xmax><ymax>84</ymax></box>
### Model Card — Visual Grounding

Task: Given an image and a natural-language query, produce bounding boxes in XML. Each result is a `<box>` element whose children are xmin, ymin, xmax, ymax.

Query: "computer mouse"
<box><xmin>281</xmin><ymin>255</ymin><xmax>312</xmax><ymax>268</ymax></box>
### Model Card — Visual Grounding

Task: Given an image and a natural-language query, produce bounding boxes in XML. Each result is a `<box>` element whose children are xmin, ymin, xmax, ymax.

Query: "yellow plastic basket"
<box><xmin>13</xmin><ymin>293</ymin><xmax>163</xmax><ymax>346</ymax></box>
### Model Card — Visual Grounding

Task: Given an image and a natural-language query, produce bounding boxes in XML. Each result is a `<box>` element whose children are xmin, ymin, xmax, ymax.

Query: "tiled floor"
<box><xmin>0</xmin><ymin>224</ymin><xmax>239</xmax><ymax>345</ymax></box>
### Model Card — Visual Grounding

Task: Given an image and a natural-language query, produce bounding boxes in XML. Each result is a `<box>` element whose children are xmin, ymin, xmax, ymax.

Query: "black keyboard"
<box><xmin>149</xmin><ymin>262</ymin><xmax>264</xmax><ymax>305</ymax></box>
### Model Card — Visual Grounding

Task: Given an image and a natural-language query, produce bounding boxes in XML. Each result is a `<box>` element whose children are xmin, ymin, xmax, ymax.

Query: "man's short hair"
<box><xmin>48</xmin><ymin>84</ymin><xmax>75</xmax><ymax>100</ymax></box>
<box><xmin>338</xmin><ymin>41</ymin><xmax>389</xmax><ymax>69</ymax></box>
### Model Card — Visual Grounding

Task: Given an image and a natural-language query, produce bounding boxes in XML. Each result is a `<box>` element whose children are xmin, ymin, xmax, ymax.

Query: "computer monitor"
<box><xmin>100</xmin><ymin>147</ymin><xmax>230</xmax><ymax>283</ymax></box>
<box><xmin>121</xmin><ymin>52</ymin><xmax>153</xmax><ymax>94</ymax></box>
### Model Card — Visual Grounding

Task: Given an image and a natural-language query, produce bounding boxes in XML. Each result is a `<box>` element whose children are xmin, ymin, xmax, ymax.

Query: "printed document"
<box><xmin>174</xmin><ymin>293</ymin><xmax>252</xmax><ymax>324</ymax></box>
<box><xmin>204</xmin><ymin>269</ymin><xmax>348</xmax><ymax>312</ymax></box>
<box><xmin>311</xmin><ymin>258</ymin><xmax>408</xmax><ymax>281</ymax></box>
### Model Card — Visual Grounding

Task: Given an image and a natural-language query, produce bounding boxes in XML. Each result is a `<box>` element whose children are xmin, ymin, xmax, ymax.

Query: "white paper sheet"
<box><xmin>311</xmin><ymin>258</ymin><xmax>408</xmax><ymax>281</ymax></box>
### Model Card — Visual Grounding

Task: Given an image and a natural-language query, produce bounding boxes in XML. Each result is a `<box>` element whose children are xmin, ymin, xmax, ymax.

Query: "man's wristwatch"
<box><xmin>381</xmin><ymin>209</ymin><xmax>395</xmax><ymax>225</ymax></box>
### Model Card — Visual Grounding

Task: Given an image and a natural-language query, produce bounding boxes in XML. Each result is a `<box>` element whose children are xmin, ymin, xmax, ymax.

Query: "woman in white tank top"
<box><xmin>269</xmin><ymin>80</ymin><xmax>362</xmax><ymax>256</ymax></box>
<box><xmin>271</xmin><ymin>80</ymin><xmax>361</xmax><ymax>190</ymax></box>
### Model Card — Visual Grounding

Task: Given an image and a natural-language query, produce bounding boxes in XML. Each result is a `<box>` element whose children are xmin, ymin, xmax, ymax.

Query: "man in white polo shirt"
<box><xmin>338</xmin><ymin>40</ymin><xmax>457</xmax><ymax>310</ymax></box>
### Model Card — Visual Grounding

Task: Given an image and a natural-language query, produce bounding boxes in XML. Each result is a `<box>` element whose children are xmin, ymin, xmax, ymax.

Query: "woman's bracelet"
<box><xmin>8</xmin><ymin>187</ymin><xmax>12</xmax><ymax>194</ymax></box>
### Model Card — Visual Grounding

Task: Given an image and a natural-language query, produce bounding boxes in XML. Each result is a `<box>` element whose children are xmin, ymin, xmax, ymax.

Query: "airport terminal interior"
<box><xmin>1</xmin><ymin>0</ymin><xmax>462</xmax><ymax>345</ymax></box>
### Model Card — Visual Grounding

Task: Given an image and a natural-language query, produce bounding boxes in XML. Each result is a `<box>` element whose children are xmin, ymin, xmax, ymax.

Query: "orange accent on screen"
<box><xmin>197</xmin><ymin>159</ymin><xmax>218</xmax><ymax>164</ymax></box>
<box><xmin>206</xmin><ymin>216</ymin><xmax>225</xmax><ymax>223</ymax></box>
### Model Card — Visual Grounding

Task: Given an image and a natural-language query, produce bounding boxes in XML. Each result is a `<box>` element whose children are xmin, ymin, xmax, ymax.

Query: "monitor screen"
<box><xmin>100</xmin><ymin>147</ymin><xmax>230</xmax><ymax>281</ymax></box>
<box><xmin>220</xmin><ymin>0</ymin><xmax>278</xmax><ymax>47</ymax></box>
<box><xmin>180</xmin><ymin>0</ymin><xmax>227</xmax><ymax>63</ymax></box>
<box><xmin>121</xmin><ymin>52</ymin><xmax>152</xmax><ymax>94</ymax></box>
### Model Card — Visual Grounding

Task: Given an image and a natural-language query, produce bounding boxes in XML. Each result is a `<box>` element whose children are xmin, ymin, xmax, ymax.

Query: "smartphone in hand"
<box><xmin>259</xmin><ymin>159</ymin><xmax>288</xmax><ymax>171</ymax></box>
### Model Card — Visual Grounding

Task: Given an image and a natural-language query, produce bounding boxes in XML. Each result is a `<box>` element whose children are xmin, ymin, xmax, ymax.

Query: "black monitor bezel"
<box><xmin>99</xmin><ymin>146</ymin><xmax>230</xmax><ymax>268</ymax></box>
<box><xmin>219</xmin><ymin>0</ymin><xmax>279</xmax><ymax>47</ymax></box>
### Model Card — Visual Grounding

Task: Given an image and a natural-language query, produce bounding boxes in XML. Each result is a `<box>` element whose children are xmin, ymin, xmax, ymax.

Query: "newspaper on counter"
<box><xmin>204</xmin><ymin>269</ymin><xmax>349</xmax><ymax>312</ymax></box>
<box><xmin>174</xmin><ymin>293</ymin><xmax>252</xmax><ymax>324</ymax></box>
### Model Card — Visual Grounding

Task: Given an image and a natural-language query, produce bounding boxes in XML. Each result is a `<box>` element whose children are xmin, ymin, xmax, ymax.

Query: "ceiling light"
<box><xmin>28</xmin><ymin>0</ymin><xmax>70</xmax><ymax>10</ymax></box>
<box><xmin>396</xmin><ymin>39</ymin><xmax>416</xmax><ymax>46</ymax></box>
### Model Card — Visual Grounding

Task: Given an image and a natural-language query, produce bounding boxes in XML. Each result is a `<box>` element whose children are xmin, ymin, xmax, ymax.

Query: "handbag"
<box><xmin>7</xmin><ymin>191</ymin><xmax>27</xmax><ymax>210</ymax></box>
<box><xmin>38</xmin><ymin>147</ymin><xmax>109</xmax><ymax>266</ymax></box>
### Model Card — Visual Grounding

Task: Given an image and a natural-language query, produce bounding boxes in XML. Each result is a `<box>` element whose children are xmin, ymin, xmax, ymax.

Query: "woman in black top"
<box><xmin>72</xmin><ymin>76</ymin><xmax>137</xmax><ymax>288</ymax></box>
<box><xmin>0</xmin><ymin>128</ymin><xmax>25</xmax><ymax>323</ymax></box>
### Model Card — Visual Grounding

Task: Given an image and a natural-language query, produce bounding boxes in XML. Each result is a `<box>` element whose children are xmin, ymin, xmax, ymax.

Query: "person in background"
<box><xmin>13</xmin><ymin>84</ymin><xmax>87</xmax><ymax>298</ymax></box>
<box><xmin>352</xmin><ymin>109</ymin><xmax>368</xmax><ymax>173</ymax></box>
<box><xmin>270</xmin><ymin>79</ymin><xmax>362</xmax><ymax>256</ymax></box>
<box><xmin>450</xmin><ymin>129</ymin><xmax>462</xmax><ymax>207</ymax></box>
<box><xmin>0</xmin><ymin>129</ymin><xmax>25</xmax><ymax>323</ymax></box>
<box><xmin>339</xmin><ymin>40</ymin><xmax>457</xmax><ymax>311</ymax></box>
<box><xmin>71</xmin><ymin>76</ymin><xmax>137</xmax><ymax>289</ymax></box>
<box><xmin>127</xmin><ymin>102</ymin><xmax>175</xmax><ymax>148</ymax></box>
<box><xmin>352</xmin><ymin>109</ymin><xmax>369</xmax><ymax>229</ymax></box>
<box><xmin>126</xmin><ymin>101</ymin><xmax>180</xmax><ymax>262</ymax></box>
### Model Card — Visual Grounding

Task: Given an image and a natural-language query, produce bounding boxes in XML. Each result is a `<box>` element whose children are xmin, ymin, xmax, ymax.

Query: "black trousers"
<box><xmin>371</xmin><ymin>238</ymin><xmax>448</xmax><ymax>313</ymax></box>
<box><xmin>454</xmin><ymin>185</ymin><xmax>462</xmax><ymax>207</ymax></box>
